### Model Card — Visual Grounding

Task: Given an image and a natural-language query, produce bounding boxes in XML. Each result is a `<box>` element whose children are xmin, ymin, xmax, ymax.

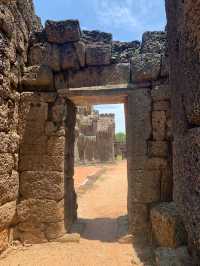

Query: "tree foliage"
<box><xmin>115</xmin><ymin>132</ymin><xmax>126</xmax><ymax>143</ymax></box>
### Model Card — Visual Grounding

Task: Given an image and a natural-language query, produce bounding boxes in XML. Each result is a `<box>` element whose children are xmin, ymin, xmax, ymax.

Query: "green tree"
<box><xmin>115</xmin><ymin>132</ymin><xmax>126</xmax><ymax>143</ymax></box>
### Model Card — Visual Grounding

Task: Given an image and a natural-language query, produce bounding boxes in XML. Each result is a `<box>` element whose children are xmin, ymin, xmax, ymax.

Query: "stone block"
<box><xmin>145</xmin><ymin>158</ymin><xmax>172</xmax><ymax>201</ymax></box>
<box><xmin>19</xmin><ymin>155</ymin><xmax>64</xmax><ymax>172</ymax></box>
<box><xmin>0</xmin><ymin>154</ymin><xmax>14</xmax><ymax>175</ymax></box>
<box><xmin>45</xmin><ymin>222</ymin><xmax>66</xmax><ymax>240</ymax></box>
<box><xmin>46</xmin><ymin>136</ymin><xmax>65</xmax><ymax>156</ymax></box>
<box><xmin>128</xmin><ymin>203</ymin><xmax>149</xmax><ymax>232</ymax></box>
<box><xmin>16</xmin><ymin>227</ymin><xmax>48</xmax><ymax>244</ymax></box>
<box><xmin>61</xmin><ymin>43</ymin><xmax>79</xmax><ymax>70</ymax></box>
<box><xmin>53</xmin><ymin>233</ymin><xmax>80</xmax><ymax>243</ymax></box>
<box><xmin>74</xmin><ymin>41</ymin><xmax>85</xmax><ymax>67</ymax></box>
<box><xmin>0</xmin><ymin>171</ymin><xmax>19</xmax><ymax>206</ymax></box>
<box><xmin>127</xmin><ymin>88</ymin><xmax>152</xmax><ymax>116</ymax></box>
<box><xmin>82</xmin><ymin>30</ymin><xmax>112</xmax><ymax>44</ymax></box>
<box><xmin>127</xmin><ymin>89</ymin><xmax>152</xmax><ymax>159</ymax></box>
<box><xmin>20</xmin><ymin>171</ymin><xmax>64</xmax><ymax>201</ymax></box>
<box><xmin>0</xmin><ymin>201</ymin><xmax>16</xmax><ymax>230</ymax></box>
<box><xmin>45</xmin><ymin>20</ymin><xmax>81</xmax><ymax>44</ymax></box>
<box><xmin>28</xmin><ymin>43</ymin><xmax>61</xmax><ymax>71</ymax></box>
<box><xmin>128</xmin><ymin>156</ymin><xmax>148</xmax><ymax>170</ymax></box>
<box><xmin>153</xmin><ymin>101</ymin><xmax>170</xmax><ymax>111</ymax></box>
<box><xmin>0</xmin><ymin>132</ymin><xmax>19</xmax><ymax>153</ymax></box>
<box><xmin>145</xmin><ymin>158</ymin><xmax>168</xmax><ymax>170</ymax></box>
<box><xmin>24</xmin><ymin>102</ymin><xmax>48</xmax><ymax>122</ymax></box>
<box><xmin>128</xmin><ymin>138</ymin><xmax>148</xmax><ymax>157</ymax></box>
<box><xmin>151</xmin><ymin>202</ymin><xmax>187</xmax><ymax>248</ymax></box>
<box><xmin>151</xmin><ymin>85</ymin><xmax>171</xmax><ymax>101</ymax></box>
<box><xmin>86</xmin><ymin>44</ymin><xmax>111</xmax><ymax>66</ymax></box>
<box><xmin>17</xmin><ymin>199</ymin><xmax>64</xmax><ymax>224</ymax></box>
<box><xmin>46</xmin><ymin>44</ymin><xmax>60</xmax><ymax>71</ymax></box>
<box><xmin>20</xmin><ymin>120</ymin><xmax>46</xmax><ymax>141</ymax></box>
<box><xmin>141</xmin><ymin>31</ymin><xmax>167</xmax><ymax>54</ymax></box>
<box><xmin>22</xmin><ymin>65</ymin><xmax>54</xmax><ymax>90</ymax></box>
<box><xmin>68</xmin><ymin>63</ymin><xmax>130</xmax><ymax>88</ymax></box>
<box><xmin>28</xmin><ymin>43</ymin><xmax>47</xmax><ymax>66</ymax></box>
<box><xmin>17</xmin><ymin>221</ymin><xmax>45</xmax><ymax>232</ymax></box>
<box><xmin>152</xmin><ymin>111</ymin><xmax>166</xmax><ymax>141</ymax></box>
<box><xmin>130</xmin><ymin>170</ymin><xmax>161</xmax><ymax>203</ymax></box>
<box><xmin>148</xmin><ymin>141</ymin><xmax>169</xmax><ymax>158</ymax></box>
<box><xmin>131</xmin><ymin>53</ymin><xmax>161</xmax><ymax>82</ymax></box>
<box><xmin>20</xmin><ymin>136</ymin><xmax>47</xmax><ymax>155</ymax></box>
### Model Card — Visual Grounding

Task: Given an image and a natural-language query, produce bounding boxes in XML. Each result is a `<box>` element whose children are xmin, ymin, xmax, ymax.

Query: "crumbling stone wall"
<box><xmin>127</xmin><ymin>31</ymin><xmax>173</xmax><ymax>241</ymax></box>
<box><xmin>0</xmin><ymin>0</ymin><xmax>41</xmax><ymax>252</ymax></box>
<box><xmin>0</xmin><ymin>0</ymin><xmax>176</xmax><ymax>254</ymax></box>
<box><xmin>15</xmin><ymin>92</ymin><xmax>76</xmax><ymax>243</ymax></box>
<box><xmin>166</xmin><ymin>0</ymin><xmax>200</xmax><ymax>262</ymax></box>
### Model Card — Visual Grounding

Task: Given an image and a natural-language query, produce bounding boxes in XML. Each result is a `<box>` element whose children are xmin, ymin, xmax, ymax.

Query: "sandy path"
<box><xmin>1</xmin><ymin>161</ymin><xmax>137</xmax><ymax>266</ymax></box>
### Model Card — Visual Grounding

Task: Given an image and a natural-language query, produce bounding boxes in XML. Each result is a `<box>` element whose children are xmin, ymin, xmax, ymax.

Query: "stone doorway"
<box><xmin>0</xmin><ymin>17</ymin><xmax>173</xmax><ymax>246</ymax></box>
<box><xmin>71</xmin><ymin>102</ymin><xmax>127</xmax><ymax>243</ymax></box>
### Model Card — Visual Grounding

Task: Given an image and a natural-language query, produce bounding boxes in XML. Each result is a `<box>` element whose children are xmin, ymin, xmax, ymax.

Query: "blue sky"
<box><xmin>33</xmin><ymin>0</ymin><xmax>166</xmax><ymax>132</ymax></box>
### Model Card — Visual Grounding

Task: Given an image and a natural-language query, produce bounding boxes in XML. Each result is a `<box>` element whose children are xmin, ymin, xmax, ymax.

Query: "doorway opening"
<box><xmin>72</xmin><ymin>103</ymin><xmax>128</xmax><ymax>243</ymax></box>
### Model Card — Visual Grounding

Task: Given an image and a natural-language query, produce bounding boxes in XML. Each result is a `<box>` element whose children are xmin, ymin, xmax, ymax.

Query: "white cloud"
<box><xmin>95</xmin><ymin>0</ymin><xmax>141</xmax><ymax>32</ymax></box>
<box><xmin>93</xmin><ymin>0</ymin><xmax>165</xmax><ymax>39</ymax></box>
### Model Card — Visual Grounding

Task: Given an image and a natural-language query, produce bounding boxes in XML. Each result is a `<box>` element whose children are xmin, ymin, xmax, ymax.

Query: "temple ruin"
<box><xmin>75</xmin><ymin>106</ymin><xmax>115</xmax><ymax>164</ymax></box>
<box><xmin>0</xmin><ymin>0</ymin><xmax>200</xmax><ymax>264</ymax></box>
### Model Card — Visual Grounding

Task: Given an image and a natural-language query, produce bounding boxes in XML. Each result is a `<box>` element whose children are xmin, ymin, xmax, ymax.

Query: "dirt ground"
<box><xmin>73</xmin><ymin>164</ymin><xmax>104</xmax><ymax>189</ymax></box>
<box><xmin>0</xmin><ymin>160</ymin><xmax>154</xmax><ymax>266</ymax></box>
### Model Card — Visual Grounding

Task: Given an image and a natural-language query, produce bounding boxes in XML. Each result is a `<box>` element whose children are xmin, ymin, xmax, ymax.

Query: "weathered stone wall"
<box><xmin>0</xmin><ymin>0</ymin><xmax>177</xmax><ymax>255</ymax></box>
<box><xmin>166</xmin><ymin>0</ymin><xmax>200</xmax><ymax>262</ymax></box>
<box><xmin>127</xmin><ymin>31</ymin><xmax>173</xmax><ymax>242</ymax></box>
<box><xmin>0</xmin><ymin>0</ymin><xmax>41</xmax><ymax>252</ymax></box>
<box><xmin>14</xmin><ymin>92</ymin><xmax>77</xmax><ymax>243</ymax></box>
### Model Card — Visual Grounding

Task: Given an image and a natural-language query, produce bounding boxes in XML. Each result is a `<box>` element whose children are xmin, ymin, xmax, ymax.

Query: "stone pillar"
<box><xmin>127</xmin><ymin>88</ymin><xmax>153</xmax><ymax>238</ymax></box>
<box><xmin>16</xmin><ymin>92</ymin><xmax>77</xmax><ymax>243</ymax></box>
<box><xmin>127</xmin><ymin>86</ymin><xmax>173</xmax><ymax>241</ymax></box>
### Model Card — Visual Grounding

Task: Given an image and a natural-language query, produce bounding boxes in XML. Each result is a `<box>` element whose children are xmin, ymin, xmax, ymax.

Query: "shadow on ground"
<box><xmin>70</xmin><ymin>215</ymin><xmax>156</xmax><ymax>264</ymax></box>
<box><xmin>70</xmin><ymin>215</ymin><xmax>128</xmax><ymax>243</ymax></box>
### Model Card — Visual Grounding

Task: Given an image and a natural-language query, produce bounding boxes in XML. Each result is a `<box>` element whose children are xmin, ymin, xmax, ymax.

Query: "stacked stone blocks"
<box><xmin>0</xmin><ymin>0</ymin><xmax>41</xmax><ymax>252</ymax></box>
<box><xmin>0</xmin><ymin>1</ymin><xmax>182</xmax><ymax>260</ymax></box>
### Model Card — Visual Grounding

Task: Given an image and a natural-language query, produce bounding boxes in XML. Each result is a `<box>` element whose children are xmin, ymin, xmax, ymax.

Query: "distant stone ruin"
<box><xmin>0</xmin><ymin>0</ymin><xmax>200</xmax><ymax>264</ymax></box>
<box><xmin>75</xmin><ymin>106</ymin><xmax>115</xmax><ymax>163</ymax></box>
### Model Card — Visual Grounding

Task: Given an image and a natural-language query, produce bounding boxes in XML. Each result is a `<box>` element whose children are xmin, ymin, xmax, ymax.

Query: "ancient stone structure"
<box><xmin>0</xmin><ymin>0</ymin><xmax>174</xmax><ymax>252</ymax></box>
<box><xmin>1</xmin><ymin>0</ymin><xmax>200</xmax><ymax>264</ymax></box>
<box><xmin>75</xmin><ymin>106</ymin><xmax>115</xmax><ymax>163</ymax></box>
